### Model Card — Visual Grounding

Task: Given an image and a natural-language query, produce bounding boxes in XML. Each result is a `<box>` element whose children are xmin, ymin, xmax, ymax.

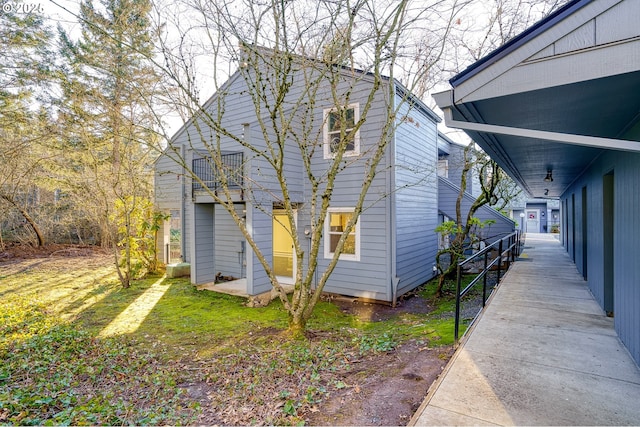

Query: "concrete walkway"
<box><xmin>410</xmin><ymin>233</ymin><xmax>640</xmax><ymax>426</ymax></box>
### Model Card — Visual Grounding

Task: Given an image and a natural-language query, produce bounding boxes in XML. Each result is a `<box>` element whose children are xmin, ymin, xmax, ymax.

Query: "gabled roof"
<box><xmin>450</xmin><ymin>0</ymin><xmax>590</xmax><ymax>87</ymax></box>
<box><xmin>166</xmin><ymin>46</ymin><xmax>440</xmax><ymax>147</ymax></box>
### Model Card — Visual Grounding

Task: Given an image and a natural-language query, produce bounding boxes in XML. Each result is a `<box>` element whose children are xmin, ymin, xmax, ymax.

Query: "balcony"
<box><xmin>192</xmin><ymin>152</ymin><xmax>244</xmax><ymax>201</ymax></box>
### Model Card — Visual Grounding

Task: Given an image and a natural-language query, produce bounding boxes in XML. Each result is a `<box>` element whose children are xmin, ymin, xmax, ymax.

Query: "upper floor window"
<box><xmin>323</xmin><ymin>104</ymin><xmax>360</xmax><ymax>159</ymax></box>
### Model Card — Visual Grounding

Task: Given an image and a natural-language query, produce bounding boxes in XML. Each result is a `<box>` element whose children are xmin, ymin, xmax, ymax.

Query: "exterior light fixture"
<box><xmin>544</xmin><ymin>169</ymin><xmax>553</xmax><ymax>182</ymax></box>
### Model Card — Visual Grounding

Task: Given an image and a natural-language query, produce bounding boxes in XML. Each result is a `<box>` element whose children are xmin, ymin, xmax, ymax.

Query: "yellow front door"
<box><xmin>272</xmin><ymin>210</ymin><xmax>295</xmax><ymax>283</ymax></box>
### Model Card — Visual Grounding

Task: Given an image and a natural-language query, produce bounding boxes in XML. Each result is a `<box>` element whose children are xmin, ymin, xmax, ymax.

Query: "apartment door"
<box><xmin>272</xmin><ymin>210</ymin><xmax>296</xmax><ymax>285</ymax></box>
<box><xmin>525</xmin><ymin>209</ymin><xmax>540</xmax><ymax>233</ymax></box>
<box><xmin>603</xmin><ymin>172</ymin><xmax>614</xmax><ymax>316</ymax></box>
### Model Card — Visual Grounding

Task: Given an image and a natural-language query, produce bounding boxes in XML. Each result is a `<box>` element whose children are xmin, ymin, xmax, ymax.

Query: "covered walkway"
<box><xmin>410</xmin><ymin>233</ymin><xmax>640</xmax><ymax>425</ymax></box>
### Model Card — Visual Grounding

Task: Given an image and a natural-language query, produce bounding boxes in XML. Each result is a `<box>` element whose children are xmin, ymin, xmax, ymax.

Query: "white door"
<box><xmin>272</xmin><ymin>210</ymin><xmax>296</xmax><ymax>285</ymax></box>
<box><xmin>525</xmin><ymin>209</ymin><xmax>540</xmax><ymax>233</ymax></box>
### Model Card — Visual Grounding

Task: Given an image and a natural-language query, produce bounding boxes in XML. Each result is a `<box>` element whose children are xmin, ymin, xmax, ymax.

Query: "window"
<box><xmin>324</xmin><ymin>104</ymin><xmax>360</xmax><ymax>159</ymax></box>
<box><xmin>324</xmin><ymin>208</ymin><xmax>360</xmax><ymax>261</ymax></box>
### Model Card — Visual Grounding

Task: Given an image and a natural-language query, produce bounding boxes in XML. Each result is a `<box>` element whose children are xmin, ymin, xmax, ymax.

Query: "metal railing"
<box><xmin>454</xmin><ymin>230</ymin><xmax>522</xmax><ymax>345</ymax></box>
<box><xmin>192</xmin><ymin>152</ymin><xmax>244</xmax><ymax>196</ymax></box>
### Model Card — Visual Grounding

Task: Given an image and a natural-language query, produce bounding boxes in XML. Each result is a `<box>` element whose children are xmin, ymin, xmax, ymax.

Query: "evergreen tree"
<box><xmin>57</xmin><ymin>0</ymin><xmax>161</xmax><ymax>287</ymax></box>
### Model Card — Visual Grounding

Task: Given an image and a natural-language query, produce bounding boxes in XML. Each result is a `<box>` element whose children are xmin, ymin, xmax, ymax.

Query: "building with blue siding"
<box><xmin>437</xmin><ymin>133</ymin><xmax>516</xmax><ymax>245</ymax></box>
<box><xmin>435</xmin><ymin>0</ymin><xmax>640</xmax><ymax>365</ymax></box>
<box><xmin>156</xmin><ymin>48</ymin><xmax>447</xmax><ymax>305</ymax></box>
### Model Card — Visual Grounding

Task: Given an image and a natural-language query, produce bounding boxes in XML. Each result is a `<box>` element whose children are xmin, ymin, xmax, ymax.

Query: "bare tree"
<box><xmin>151</xmin><ymin>0</ymin><xmax>467</xmax><ymax>335</ymax></box>
<box><xmin>429</xmin><ymin>0</ymin><xmax>565</xmax><ymax>296</ymax></box>
<box><xmin>440</xmin><ymin>0</ymin><xmax>569</xmax><ymax>76</ymax></box>
<box><xmin>434</xmin><ymin>144</ymin><xmax>521</xmax><ymax>296</ymax></box>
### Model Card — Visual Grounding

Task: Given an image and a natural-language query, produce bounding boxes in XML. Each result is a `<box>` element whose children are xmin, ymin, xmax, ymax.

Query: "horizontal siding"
<box><xmin>163</xmin><ymin>59</ymin><xmax>449</xmax><ymax>302</ymax></box>
<box><xmin>394</xmin><ymin>93</ymin><xmax>440</xmax><ymax>292</ymax></box>
<box><xmin>307</xmin><ymin>80</ymin><xmax>393</xmax><ymax>301</ymax></box>
<box><xmin>245</xmin><ymin>124</ymin><xmax>304</xmax><ymax>203</ymax></box>
<box><xmin>438</xmin><ymin>176</ymin><xmax>515</xmax><ymax>241</ymax></box>
<box><xmin>320</xmin><ymin>203</ymin><xmax>390</xmax><ymax>300</ymax></box>
<box><xmin>154</xmin><ymin>153</ymin><xmax>183</xmax><ymax>210</ymax></box>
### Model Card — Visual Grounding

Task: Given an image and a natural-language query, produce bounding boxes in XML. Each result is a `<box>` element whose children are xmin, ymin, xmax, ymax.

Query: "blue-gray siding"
<box><xmin>561</xmin><ymin>149</ymin><xmax>640</xmax><ymax>365</ymax></box>
<box><xmin>192</xmin><ymin>204</ymin><xmax>215</xmax><ymax>284</ymax></box>
<box><xmin>394</xmin><ymin>95</ymin><xmax>439</xmax><ymax>295</ymax></box>
<box><xmin>158</xmin><ymin>61</ymin><xmax>443</xmax><ymax>302</ymax></box>
<box><xmin>154</xmin><ymin>153</ymin><xmax>183</xmax><ymax>211</ymax></box>
<box><xmin>438</xmin><ymin>176</ymin><xmax>515</xmax><ymax>242</ymax></box>
<box><xmin>303</xmin><ymin>80</ymin><xmax>393</xmax><ymax>301</ymax></box>
<box><xmin>247</xmin><ymin>201</ymin><xmax>272</xmax><ymax>295</ymax></box>
<box><xmin>214</xmin><ymin>204</ymin><xmax>245</xmax><ymax>279</ymax></box>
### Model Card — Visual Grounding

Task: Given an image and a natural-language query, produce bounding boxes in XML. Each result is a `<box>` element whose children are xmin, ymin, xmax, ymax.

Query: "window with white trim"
<box><xmin>324</xmin><ymin>208</ymin><xmax>360</xmax><ymax>261</ymax></box>
<box><xmin>323</xmin><ymin>104</ymin><xmax>360</xmax><ymax>159</ymax></box>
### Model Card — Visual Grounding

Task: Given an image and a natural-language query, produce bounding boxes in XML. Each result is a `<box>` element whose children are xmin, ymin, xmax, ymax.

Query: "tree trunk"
<box><xmin>0</xmin><ymin>194</ymin><xmax>45</xmax><ymax>247</ymax></box>
<box><xmin>287</xmin><ymin>312</ymin><xmax>307</xmax><ymax>340</ymax></box>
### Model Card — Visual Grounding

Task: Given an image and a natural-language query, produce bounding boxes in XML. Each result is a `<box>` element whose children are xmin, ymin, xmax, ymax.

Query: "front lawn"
<box><xmin>0</xmin><ymin>251</ymin><xmax>455</xmax><ymax>425</ymax></box>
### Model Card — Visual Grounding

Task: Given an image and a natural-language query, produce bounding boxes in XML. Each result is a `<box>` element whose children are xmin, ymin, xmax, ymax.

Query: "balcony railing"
<box><xmin>192</xmin><ymin>152</ymin><xmax>244</xmax><ymax>197</ymax></box>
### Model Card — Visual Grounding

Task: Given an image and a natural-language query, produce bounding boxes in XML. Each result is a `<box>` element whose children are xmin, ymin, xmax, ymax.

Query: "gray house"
<box><xmin>155</xmin><ymin>51</ymin><xmax>443</xmax><ymax>304</ymax></box>
<box><xmin>435</xmin><ymin>0</ymin><xmax>640</xmax><ymax>365</ymax></box>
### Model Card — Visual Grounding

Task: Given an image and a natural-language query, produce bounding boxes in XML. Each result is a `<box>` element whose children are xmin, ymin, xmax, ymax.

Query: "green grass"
<box><xmin>0</xmin><ymin>256</ymin><xmax>456</xmax><ymax>425</ymax></box>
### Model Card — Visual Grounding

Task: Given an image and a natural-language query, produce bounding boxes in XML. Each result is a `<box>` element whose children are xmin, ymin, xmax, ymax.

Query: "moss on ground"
<box><xmin>0</xmin><ymin>253</ymin><xmax>456</xmax><ymax>425</ymax></box>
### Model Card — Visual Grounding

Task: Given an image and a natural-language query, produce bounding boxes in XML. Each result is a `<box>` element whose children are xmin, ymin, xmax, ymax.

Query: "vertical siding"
<box><xmin>613</xmin><ymin>153</ymin><xmax>640</xmax><ymax>365</ymax></box>
<box><xmin>214</xmin><ymin>204</ymin><xmax>246</xmax><ymax>279</ymax></box>
<box><xmin>394</xmin><ymin>97</ymin><xmax>438</xmax><ymax>293</ymax></box>
<box><xmin>247</xmin><ymin>201</ymin><xmax>272</xmax><ymax>295</ymax></box>
<box><xmin>192</xmin><ymin>204</ymin><xmax>215</xmax><ymax>284</ymax></box>
<box><xmin>561</xmin><ymin>150</ymin><xmax>640</xmax><ymax>366</ymax></box>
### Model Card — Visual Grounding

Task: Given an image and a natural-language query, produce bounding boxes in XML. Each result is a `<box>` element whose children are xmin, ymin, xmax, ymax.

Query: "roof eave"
<box><xmin>449</xmin><ymin>0</ymin><xmax>593</xmax><ymax>87</ymax></box>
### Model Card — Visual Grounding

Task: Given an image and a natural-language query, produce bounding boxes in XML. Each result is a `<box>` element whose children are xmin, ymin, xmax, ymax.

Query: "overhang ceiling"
<box><xmin>434</xmin><ymin>0</ymin><xmax>640</xmax><ymax>199</ymax></box>
<box><xmin>449</xmin><ymin>70</ymin><xmax>640</xmax><ymax>198</ymax></box>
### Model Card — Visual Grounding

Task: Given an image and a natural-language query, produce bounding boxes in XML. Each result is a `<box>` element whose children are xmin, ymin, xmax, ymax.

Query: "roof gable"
<box><xmin>168</xmin><ymin>46</ymin><xmax>441</xmax><ymax>147</ymax></box>
<box><xmin>450</xmin><ymin>0</ymin><xmax>640</xmax><ymax>104</ymax></box>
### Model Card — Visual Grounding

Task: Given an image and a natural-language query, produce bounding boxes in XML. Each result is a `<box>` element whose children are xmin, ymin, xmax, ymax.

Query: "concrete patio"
<box><xmin>410</xmin><ymin>233</ymin><xmax>640</xmax><ymax>426</ymax></box>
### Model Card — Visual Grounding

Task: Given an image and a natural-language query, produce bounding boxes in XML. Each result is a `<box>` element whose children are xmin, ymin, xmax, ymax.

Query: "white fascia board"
<box><xmin>440</xmin><ymin>107</ymin><xmax>640</xmax><ymax>153</ymax></box>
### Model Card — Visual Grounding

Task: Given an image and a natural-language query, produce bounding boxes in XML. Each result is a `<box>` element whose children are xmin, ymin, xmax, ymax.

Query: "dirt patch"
<box><xmin>306</xmin><ymin>340</ymin><xmax>452</xmax><ymax>426</ymax></box>
<box><xmin>0</xmin><ymin>243</ymin><xmax>111</xmax><ymax>276</ymax></box>
<box><xmin>0</xmin><ymin>242</ymin><xmax>107</xmax><ymax>261</ymax></box>
<box><xmin>328</xmin><ymin>293</ymin><xmax>435</xmax><ymax>322</ymax></box>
